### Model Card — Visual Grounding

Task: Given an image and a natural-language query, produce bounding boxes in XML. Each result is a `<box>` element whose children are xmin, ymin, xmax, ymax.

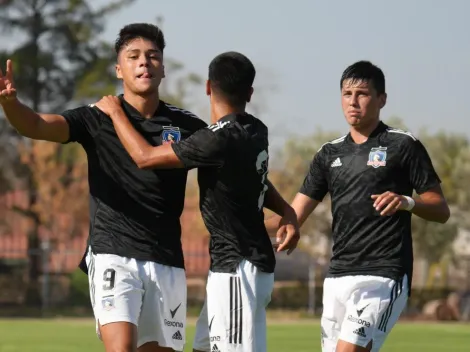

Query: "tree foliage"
<box><xmin>0</xmin><ymin>0</ymin><xmax>136</xmax><ymax>305</ymax></box>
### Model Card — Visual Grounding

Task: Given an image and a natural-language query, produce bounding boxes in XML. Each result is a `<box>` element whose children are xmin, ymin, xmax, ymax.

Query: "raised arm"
<box><xmin>0</xmin><ymin>60</ymin><xmax>70</xmax><ymax>143</ymax></box>
<box><xmin>96</xmin><ymin>96</ymin><xmax>223</xmax><ymax>170</ymax></box>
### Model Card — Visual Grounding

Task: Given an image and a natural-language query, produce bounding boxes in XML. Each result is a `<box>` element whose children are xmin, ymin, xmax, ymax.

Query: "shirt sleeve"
<box><xmin>171</xmin><ymin>126</ymin><xmax>227</xmax><ymax>169</ymax></box>
<box><xmin>61</xmin><ymin>105</ymin><xmax>101</xmax><ymax>145</ymax></box>
<box><xmin>401</xmin><ymin>137</ymin><xmax>441</xmax><ymax>194</ymax></box>
<box><xmin>299</xmin><ymin>149</ymin><xmax>329</xmax><ymax>201</ymax></box>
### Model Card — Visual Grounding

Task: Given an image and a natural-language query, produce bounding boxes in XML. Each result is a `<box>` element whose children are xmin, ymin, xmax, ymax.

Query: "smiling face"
<box><xmin>115</xmin><ymin>37</ymin><xmax>164</xmax><ymax>96</ymax></box>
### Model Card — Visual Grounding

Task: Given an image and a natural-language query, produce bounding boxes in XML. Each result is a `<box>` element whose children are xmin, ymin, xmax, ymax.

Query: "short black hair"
<box><xmin>208</xmin><ymin>51</ymin><xmax>256</xmax><ymax>106</ymax></box>
<box><xmin>115</xmin><ymin>23</ymin><xmax>165</xmax><ymax>55</ymax></box>
<box><xmin>340</xmin><ymin>61</ymin><xmax>385</xmax><ymax>95</ymax></box>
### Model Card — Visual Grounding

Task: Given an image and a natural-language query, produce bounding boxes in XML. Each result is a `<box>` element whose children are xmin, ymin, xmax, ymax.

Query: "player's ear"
<box><xmin>206</xmin><ymin>80</ymin><xmax>211</xmax><ymax>96</ymax></box>
<box><xmin>162</xmin><ymin>64</ymin><xmax>165</xmax><ymax>79</ymax></box>
<box><xmin>379</xmin><ymin>92</ymin><xmax>387</xmax><ymax>109</ymax></box>
<box><xmin>246</xmin><ymin>87</ymin><xmax>254</xmax><ymax>103</ymax></box>
<box><xmin>115</xmin><ymin>64</ymin><xmax>122</xmax><ymax>80</ymax></box>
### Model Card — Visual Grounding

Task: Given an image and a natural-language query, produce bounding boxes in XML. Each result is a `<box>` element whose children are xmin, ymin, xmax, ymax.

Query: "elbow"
<box><xmin>133</xmin><ymin>151</ymin><xmax>152</xmax><ymax>170</ymax></box>
<box><xmin>436</xmin><ymin>204</ymin><xmax>451</xmax><ymax>224</ymax></box>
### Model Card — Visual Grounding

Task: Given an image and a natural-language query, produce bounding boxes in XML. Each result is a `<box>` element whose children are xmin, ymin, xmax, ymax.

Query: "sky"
<box><xmin>6</xmin><ymin>0</ymin><xmax>470</xmax><ymax>150</ymax></box>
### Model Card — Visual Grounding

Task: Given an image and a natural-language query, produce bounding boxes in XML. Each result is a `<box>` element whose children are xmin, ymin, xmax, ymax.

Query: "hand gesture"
<box><xmin>371</xmin><ymin>191</ymin><xmax>409</xmax><ymax>216</ymax></box>
<box><xmin>94</xmin><ymin>95</ymin><xmax>122</xmax><ymax>117</ymax></box>
<box><xmin>274</xmin><ymin>208</ymin><xmax>300</xmax><ymax>255</ymax></box>
<box><xmin>0</xmin><ymin>60</ymin><xmax>17</xmax><ymax>105</ymax></box>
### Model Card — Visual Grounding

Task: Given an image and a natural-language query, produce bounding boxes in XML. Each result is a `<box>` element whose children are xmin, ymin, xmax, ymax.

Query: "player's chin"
<box><xmin>133</xmin><ymin>83</ymin><xmax>159</xmax><ymax>96</ymax></box>
<box><xmin>346</xmin><ymin>116</ymin><xmax>362</xmax><ymax>126</ymax></box>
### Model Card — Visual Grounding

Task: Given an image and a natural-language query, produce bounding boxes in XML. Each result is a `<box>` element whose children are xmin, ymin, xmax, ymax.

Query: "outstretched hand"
<box><xmin>0</xmin><ymin>60</ymin><xmax>17</xmax><ymax>105</ymax></box>
<box><xmin>94</xmin><ymin>95</ymin><xmax>123</xmax><ymax>118</ymax></box>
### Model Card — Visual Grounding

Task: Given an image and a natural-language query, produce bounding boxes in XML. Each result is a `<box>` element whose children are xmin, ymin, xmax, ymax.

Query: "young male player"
<box><xmin>0</xmin><ymin>23</ymin><xmax>207</xmax><ymax>352</ymax></box>
<box><xmin>267</xmin><ymin>61</ymin><xmax>450</xmax><ymax>352</ymax></box>
<box><xmin>94</xmin><ymin>51</ymin><xmax>300</xmax><ymax>352</ymax></box>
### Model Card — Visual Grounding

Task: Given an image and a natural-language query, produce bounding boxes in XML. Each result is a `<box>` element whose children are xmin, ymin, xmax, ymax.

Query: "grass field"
<box><xmin>0</xmin><ymin>318</ymin><xmax>468</xmax><ymax>351</ymax></box>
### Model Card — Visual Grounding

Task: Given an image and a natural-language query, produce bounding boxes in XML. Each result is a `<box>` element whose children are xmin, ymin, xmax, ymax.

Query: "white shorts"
<box><xmin>193</xmin><ymin>260</ymin><xmax>274</xmax><ymax>352</ymax></box>
<box><xmin>85</xmin><ymin>247</ymin><xmax>187</xmax><ymax>350</ymax></box>
<box><xmin>321</xmin><ymin>274</ymin><xmax>408</xmax><ymax>352</ymax></box>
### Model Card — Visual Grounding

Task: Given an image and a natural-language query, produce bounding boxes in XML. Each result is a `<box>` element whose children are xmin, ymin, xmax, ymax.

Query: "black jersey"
<box><xmin>300</xmin><ymin>121</ymin><xmax>441</xmax><ymax>288</ymax></box>
<box><xmin>62</xmin><ymin>95</ymin><xmax>207</xmax><ymax>271</ymax></box>
<box><xmin>172</xmin><ymin>113</ymin><xmax>276</xmax><ymax>274</ymax></box>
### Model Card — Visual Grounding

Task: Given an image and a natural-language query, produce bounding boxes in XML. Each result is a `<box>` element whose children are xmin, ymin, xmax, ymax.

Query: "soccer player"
<box><xmin>0</xmin><ymin>23</ymin><xmax>207</xmax><ymax>352</ymax></box>
<box><xmin>93</xmin><ymin>51</ymin><xmax>300</xmax><ymax>352</ymax></box>
<box><xmin>267</xmin><ymin>61</ymin><xmax>450</xmax><ymax>352</ymax></box>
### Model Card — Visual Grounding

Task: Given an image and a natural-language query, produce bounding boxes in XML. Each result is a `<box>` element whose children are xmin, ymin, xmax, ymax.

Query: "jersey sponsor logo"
<box><xmin>353</xmin><ymin>326</ymin><xmax>367</xmax><ymax>337</ymax></box>
<box><xmin>171</xmin><ymin>330</ymin><xmax>183</xmax><ymax>340</ymax></box>
<box><xmin>165</xmin><ymin>319</ymin><xmax>184</xmax><ymax>328</ymax></box>
<box><xmin>357</xmin><ymin>303</ymin><xmax>370</xmax><ymax>317</ymax></box>
<box><xmin>162</xmin><ymin>126</ymin><xmax>181</xmax><ymax>144</ymax></box>
<box><xmin>331</xmin><ymin>157</ymin><xmax>342</xmax><ymax>167</ymax></box>
<box><xmin>207</xmin><ymin>120</ymin><xmax>230</xmax><ymax>132</ymax></box>
<box><xmin>367</xmin><ymin>147</ymin><xmax>387</xmax><ymax>168</ymax></box>
<box><xmin>347</xmin><ymin>314</ymin><xmax>371</xmax><ymax>328</ymax></box>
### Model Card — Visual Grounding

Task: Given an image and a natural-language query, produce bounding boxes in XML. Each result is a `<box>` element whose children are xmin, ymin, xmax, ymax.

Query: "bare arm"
<box><xmin>411</xmin><ymin>185</ymin><xmax>450</xmax><ymax>223</ymax></box>
<box><xmin>109</xmin><ymin>108</ymin><xmax>184</xmax><ymax>169</ymax></box>
<box><xmin>265</xmin><ymin>192</ymin><xmax>321</xmax><ymax>235</ymax></box>
<box><xmin>264</xmin><ymin>180</ymin><xmax>293</xmax><ymax>217</ymax></box>
<box><xmin>1</xmin><ymin>98</ymin><xmax>70</xmax><ymax>143</ymax></box>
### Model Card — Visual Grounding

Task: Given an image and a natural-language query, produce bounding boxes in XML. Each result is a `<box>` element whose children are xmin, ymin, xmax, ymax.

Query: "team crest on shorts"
<box><xmin>102</xmin><ymin>295</ymin><xmax>115</xmax><ymax>311</ymax></box>
<box><xmin>367</xmin><ymin>147</ymin><xmax>387</xmax><ymax>168</ymax></box>
<box><xmin>162</xmin><ymin>126</ymin><xmax>181</xmax><ymax>144</ymax></box>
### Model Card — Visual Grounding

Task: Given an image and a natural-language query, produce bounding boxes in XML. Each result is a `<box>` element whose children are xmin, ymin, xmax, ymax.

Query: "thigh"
<box><xmin>253</xmin><ymin>266</ymin><xmax>274</xmax><ymax>352</ymax></box>
<box><xmin>88</xmin><ymin>251</ymin><xmax>144</xmax><ymax>350</ymax></box>
<box><xmin>90</xmin><ymin>252</ymin><xmax>144</xmax><ymax>326</ymax></box>
<box><xmin>339</xmin><ymin>275</ymin><xmax>408</xmax><ymax>351</ymax></box>
<box><xmin>321</xmin><ymin>277</ymin><xmax>345</xmax><ymax>352</ymax></box>
<box><xmin>192</xmin><ymin>297</ymin><xmax>210</xmax><ymax>352</ymax></box>
<box><xmin>206</xmin><ymin>261</ymin><xmax>274</xmax><ymax>352</ymax></box>
<box><xmin>137</xmin><ymin>263</ymin><xmax>187</xmax><ymax>351</ymax></box>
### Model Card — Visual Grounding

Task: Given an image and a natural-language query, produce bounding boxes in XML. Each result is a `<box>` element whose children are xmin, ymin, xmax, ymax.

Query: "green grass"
<box><xmin>0</xmin><ymin>319</ymin><xmax>468</xmax><ymax>351</ymax></box>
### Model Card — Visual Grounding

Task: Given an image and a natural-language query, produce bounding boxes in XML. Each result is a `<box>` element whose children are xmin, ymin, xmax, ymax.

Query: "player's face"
<box><xmin>341</xmin><ymin>79</ymin><xmax>386</xmax><ymax>128</ymax></box>
<box><xmin>116</xmin><ymin>37</ymin><xmax>164</xmax><ymax>96</ymax></box>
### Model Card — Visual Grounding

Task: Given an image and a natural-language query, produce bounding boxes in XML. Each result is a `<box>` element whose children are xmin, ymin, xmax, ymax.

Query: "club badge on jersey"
<box><xmin>367</xmin><ymin>147</ymin><xmax>387</xmax><ymax>168</ymax></box>
<box><xmin>162</xmin><ymin>126</ymin><xmax>181</xmax><ymax>144</ymax></box>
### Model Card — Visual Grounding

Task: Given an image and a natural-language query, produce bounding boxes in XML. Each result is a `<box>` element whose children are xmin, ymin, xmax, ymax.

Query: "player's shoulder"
<box><xmin>163</xmin><ymin>102</ymin><xmax>207</xmax><ymax>128</ymax></box>
<box><xmin>384</xmin><ymin>125</ymin><xmax>418</xmax><ymax>141</ymax></box>
<box><xmin>62</xmin><ymin>103</ymin><xmax>102</xmax><ymax>120</ymax></box>
<box><xmin>317</xmin><ymin>134</ymin><xmax>348</xmax><ymax>153</ymax></box>
<box><xmin>383</xmin><ymin>125</ymin><xmax>420</xmax><ymax>149</ymax></box>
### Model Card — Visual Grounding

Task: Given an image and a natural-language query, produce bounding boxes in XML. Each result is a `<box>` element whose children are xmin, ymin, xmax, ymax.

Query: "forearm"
<box><xmin>1</xmin><ymin>99</ymin><xmax>42</xmax><ymax>138</ymax></box>
<box><xmin>409</xmin><ymin>197</ymin><xmax>450</xmax><ymax>223</ymax></box>
<box><xmin>264</xmin><ymin>181</ymin><xmax>292</xmax><ymax>217</ymax></box>
<box><xmin>109</xmin><ymin>109</ymin><xmax>153</xmax><ymax>165</ymax></box>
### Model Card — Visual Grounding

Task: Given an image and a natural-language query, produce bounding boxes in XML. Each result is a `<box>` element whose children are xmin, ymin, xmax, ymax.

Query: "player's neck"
<box><xmin>349</xmin><ymin>118</ymin><xmax>381</xmax><ymax>144</ymax></box>
<box><xmin>123</xmin><ymin>91</ymin><xmax>160</xmax><ymax>119</ymax></box>
<box><xmin>210</xmin><ymin>103</ymin><xmax>245</xmax><ymax>124</ymax></box>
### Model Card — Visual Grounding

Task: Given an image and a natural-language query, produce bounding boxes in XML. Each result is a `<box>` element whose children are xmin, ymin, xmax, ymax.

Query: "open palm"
<box><xmin>0</xmin><ymin>60</ymin><xmax>17</xmax><ymax>104</ymax></box>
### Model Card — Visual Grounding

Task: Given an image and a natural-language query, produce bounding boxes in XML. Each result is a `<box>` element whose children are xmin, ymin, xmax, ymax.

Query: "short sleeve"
<box><xmin>171</xmin><ymin>126</ymin><xmax>227</xmax><ymax>169</ymax></box>
<box><xmin>61</xmin><ymin>105</ymin><xmax>101</xmax><ymax>145</ymax></box>
<box><xmin>402</xmin><ymin>138</ymin><xmax>441</xmax><ymax>194</ymax></box>
<box><xmin>299</xmin><ymin>150</ymin><xmax>329</xmax><ymax>201</ymax></box>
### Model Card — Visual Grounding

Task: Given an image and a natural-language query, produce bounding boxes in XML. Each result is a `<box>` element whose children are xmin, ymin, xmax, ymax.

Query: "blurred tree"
<box><xmin>0</xmin><ymin>0</ymin><xmax>135</xmax><ymax>305</ymax></box>
<box><xmin>270</xmin><ymin>129</ymin><xmax>343</xmax><ymax>259</ymax></box>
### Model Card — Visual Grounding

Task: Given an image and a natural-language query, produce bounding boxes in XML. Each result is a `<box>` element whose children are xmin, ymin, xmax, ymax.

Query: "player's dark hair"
<box><xmin>340</xmin><ymin>60</ymin><xmax>385</xmax><ymax>95</ymax></box>
<box><xmin>208</xmin><ymin>51</ymin><xmax>256</xmax><ymax>107</ymax></box>
<box><xmin>115</xmin><ymin>23</ymin><xmax>165</xmax><ymax>55</ymax></box>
